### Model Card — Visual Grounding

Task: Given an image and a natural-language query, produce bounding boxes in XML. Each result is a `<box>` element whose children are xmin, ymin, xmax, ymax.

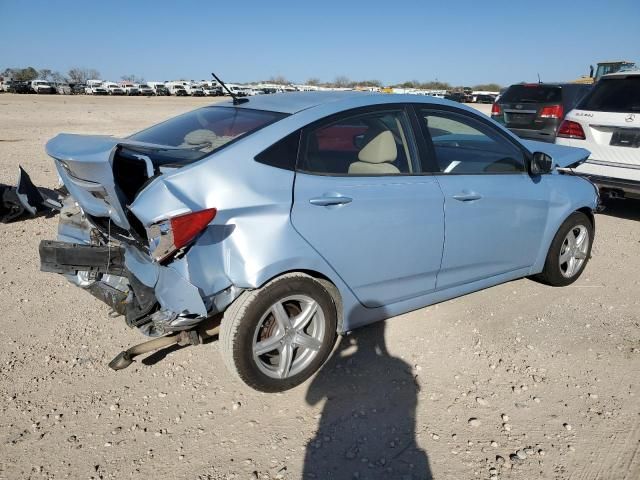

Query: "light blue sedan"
<box><xmin>41</xmin><ymin>92</ymin><xmax>598</xmax><ymax>391</ymax></box>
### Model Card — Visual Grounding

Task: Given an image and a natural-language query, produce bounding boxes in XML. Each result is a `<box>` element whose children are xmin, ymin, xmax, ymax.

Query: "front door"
<box><xmin>415</xmin><ymin>107</ymin><xmax>550</xmax><ymax>289</ymax></box>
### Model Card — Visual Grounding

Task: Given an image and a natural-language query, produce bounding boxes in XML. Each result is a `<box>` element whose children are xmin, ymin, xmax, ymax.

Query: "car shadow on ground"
<box><xmin>598</xmin><ymin>197</ymin><xmax>640</xmax><ymax>221</ymax></box>
<box><xmin>302</xmin><ymin>320</ymin><xmax>432</xmax><ymax>480</ymax></box>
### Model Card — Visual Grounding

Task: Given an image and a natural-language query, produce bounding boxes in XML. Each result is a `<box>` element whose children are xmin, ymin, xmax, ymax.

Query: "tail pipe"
<box><xmin>108</xmin><ymin>320</ymin><xmax>221</xmax><ymax>371</ymax></box>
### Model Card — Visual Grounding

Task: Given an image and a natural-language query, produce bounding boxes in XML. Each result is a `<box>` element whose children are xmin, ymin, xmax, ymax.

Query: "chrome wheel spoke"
<box><xmin>293</xmin><ymin>332</ymin><xmax>322</xmax><ymax>352</ymax></box>
<box><xmin>277</xmin><ymin>342</ymin><xmax>294</xmax><ymax>379</ymax></box>
<box><xmin>292</xmin><ymin>300</ymin><xmax>318</xmax><ymax>331</ymax></box>
<box><xmin>271</xmin><ymin>302</ymin><xmax>292</xmax><ymax>331</ymax></box>
<box><xmin>559</xmin><ymin>248</ymin><xmax>572</xmax><ymax>264</ymax></box>
<box><xmin>574</xmin><ymin>251</ymin><xmax>587</xmax><ymax>260</ymax></box>
<box><xmin>254</xmin><ymin>332</ymin><xmax>284</xmax><ymax>356</ymax></box>
<box><xmin>575</xmin><ymin>229</ymin><xmax>588</xmax><ymax>249</ymax></box>
<box><xmin>567</xmin><ymin>257</ymin><xmax>577</xmax><ymax>276</ymax></box>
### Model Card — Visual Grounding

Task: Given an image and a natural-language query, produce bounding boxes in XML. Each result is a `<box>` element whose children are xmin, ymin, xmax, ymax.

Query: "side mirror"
<box><xmin>529</xmin><ymin>152</ymin><xmax>553</xmax><ymax>175</ymax></box>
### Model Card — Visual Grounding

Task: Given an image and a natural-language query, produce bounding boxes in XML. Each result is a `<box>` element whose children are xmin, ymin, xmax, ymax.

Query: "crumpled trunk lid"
<box><xmin>46</xmin><ymin>133</ymin><xmax>196</xmax><ymax>236</ymax></box>
<box><xmin>46</xmin><ymin>134</ymin><xmax>135</xmax><ymax>229</ymax></box>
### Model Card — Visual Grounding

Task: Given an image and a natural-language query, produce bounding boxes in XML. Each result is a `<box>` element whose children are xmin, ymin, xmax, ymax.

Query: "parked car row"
<box><xmin>492</xmin><ymin>71</ymin><xmax>640</xmax><ymax>200</ymax></box>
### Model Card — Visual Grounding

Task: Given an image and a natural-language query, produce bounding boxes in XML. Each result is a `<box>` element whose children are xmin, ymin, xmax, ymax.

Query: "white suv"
<box><xmin>556</xmin><ymin>70</ymin><xmax>640</xmax><ymax>199</ymax></box>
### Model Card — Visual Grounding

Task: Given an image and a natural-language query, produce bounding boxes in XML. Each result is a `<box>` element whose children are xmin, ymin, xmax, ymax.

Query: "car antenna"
<box><xmin>211</xmin><ymin>72</ymin><xmax>248</xmax><ymax>105</ymax></box>
<box><xmin>537</xmin><ymin>73</ymin><xmax>542</xmax><ymax>83</ymax></box>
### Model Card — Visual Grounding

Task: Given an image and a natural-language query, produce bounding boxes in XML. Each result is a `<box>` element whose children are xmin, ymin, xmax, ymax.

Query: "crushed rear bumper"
<box><xmin>40</xmin><ymin>200</ymin><xmax>243</xmax><ymax>336</ymax></box>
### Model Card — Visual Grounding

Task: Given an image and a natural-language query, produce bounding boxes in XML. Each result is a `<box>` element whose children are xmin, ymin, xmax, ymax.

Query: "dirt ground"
<box><xmin>0</xmin><ymin>94</ymin><xmax>639</xmax><ymax>480</ymax></box>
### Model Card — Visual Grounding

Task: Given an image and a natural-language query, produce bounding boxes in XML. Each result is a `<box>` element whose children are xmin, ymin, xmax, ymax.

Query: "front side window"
<box><xmin>128</xmin><ymin>106</ymin><xmax>286</xmax><ymax>159</ymax></box>
<box><xmin>419</xmin><ymin>110</ymin><xmax>525</xmax><ymax>174</ymax></box>
<box><xmin>299</xmin><ymin>109</ymin><xmax>417</xmax><ymax>175</ymax></box>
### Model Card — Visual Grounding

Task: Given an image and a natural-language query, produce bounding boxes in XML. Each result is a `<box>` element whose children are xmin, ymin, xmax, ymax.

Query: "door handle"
<box><xmin>452</xmin><ymin>192</ymin><xmax>482</xmax><ymax>202</ymax></box>
<box><xmin>309</xmin><ymin>195</ymin><xmax>353</xmax><ymax>207</ymax></box>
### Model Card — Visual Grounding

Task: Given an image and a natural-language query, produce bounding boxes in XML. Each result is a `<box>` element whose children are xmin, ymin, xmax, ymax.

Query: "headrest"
<box><xmin>357</xmin><ymin>130</ymin><xmax>397</xmax><ymax>164</ymax></box>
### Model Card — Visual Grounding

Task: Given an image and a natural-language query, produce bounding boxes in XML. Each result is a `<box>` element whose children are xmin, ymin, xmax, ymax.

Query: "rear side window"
<box><xmin>579</xmin><ymin>77</ymin><xmax>640</xmax><ymax>113</ymax></box>
<box><xmin>500</xmin><ymin>85</ymin><xmax>562</xmax><ymax>103</ymax></box>
<box><xmin>129</xmin><ymin>106</ymin><xmax>287</xmax><ymax>159</ymax></box>
<box><xmin>299</xmin><ymin>110</ymin><xmax>417</xmax><ymax>175</ymax></box>
<box><xmin>255</xmin><ymin>131</ymin><xmax>300</xmax><ymax>171</ymax></box>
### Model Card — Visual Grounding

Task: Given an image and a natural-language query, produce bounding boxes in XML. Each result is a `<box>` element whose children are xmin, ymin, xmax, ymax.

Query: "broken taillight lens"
<box><xmin>146</xmin><ymin>208</ymin><xmax>217</xmax><ymax>262</ymax></box>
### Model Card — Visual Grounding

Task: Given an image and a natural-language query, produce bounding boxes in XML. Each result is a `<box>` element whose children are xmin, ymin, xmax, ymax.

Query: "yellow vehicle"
<box><xmin>573</xmin><ymin>60</ymin><xmax>637</xmax><ymax>84</ymax></box>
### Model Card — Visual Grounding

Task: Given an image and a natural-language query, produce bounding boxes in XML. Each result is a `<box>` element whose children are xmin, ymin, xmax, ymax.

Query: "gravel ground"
<box><xmin>0</xmin><ymin>94</ymin><xmax>639</xmax><ymax>480</ymax></box>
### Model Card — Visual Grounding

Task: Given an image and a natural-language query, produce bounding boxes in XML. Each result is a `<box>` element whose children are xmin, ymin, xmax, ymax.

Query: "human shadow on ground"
<box><xmin>303</xmin><ymin>320</ymin><xmax>432</xmax><ymax>480</ymax></box>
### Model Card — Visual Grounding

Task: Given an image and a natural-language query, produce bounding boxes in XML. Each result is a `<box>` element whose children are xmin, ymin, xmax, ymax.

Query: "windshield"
<box><xmin>128</xmin><ymin>106</ymin><xmax>287</xmax><ymax>156</ymax></box>
<box><xmin>500</xmin><ymin>85</ymin><xmax>561</xmax><ymax>103</ymax></box>
<box><xmin>579</xmin><ymin>77</ymin><xmax>640</xmax><ymax>112</ymax></box>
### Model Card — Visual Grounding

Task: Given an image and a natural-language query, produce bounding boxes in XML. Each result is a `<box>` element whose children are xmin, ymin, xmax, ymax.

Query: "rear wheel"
<box><xmin>220</xmin><ymin>273</ymin><xmax>337</xmax><ymax>392</ymax></box>
<box><xmin>534</xmin><ymin>211</ymin><xmax>593</xmax><ymax>286</ymax></box>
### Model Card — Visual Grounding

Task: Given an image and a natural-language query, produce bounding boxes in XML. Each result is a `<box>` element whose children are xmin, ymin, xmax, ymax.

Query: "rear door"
<box><xmin>414</xmin><ymin>106</ymin><xmax>550</xmax><ymax>289</ymax></box>
<box><xmin>291</xmin><ymin>106</ymin><xmax>445</xmax><ymax>307</ymax></box>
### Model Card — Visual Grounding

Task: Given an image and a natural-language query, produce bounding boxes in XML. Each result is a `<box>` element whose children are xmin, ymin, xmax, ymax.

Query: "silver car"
<box><xmin>41</xmin><ymin>92</ymin><xmax>598</xmax><ymax>392</ymax></box>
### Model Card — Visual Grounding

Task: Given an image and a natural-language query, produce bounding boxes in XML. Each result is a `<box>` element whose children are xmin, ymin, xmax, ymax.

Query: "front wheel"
<box><xmin>220</xmin><ymin>273</ymin><xmax>338</xmax><ymax>392</ymax></box>
<box><xmin>533</xmin><ymin>211</ymin><xmax>593</xmax><ymax>286</ymax></box>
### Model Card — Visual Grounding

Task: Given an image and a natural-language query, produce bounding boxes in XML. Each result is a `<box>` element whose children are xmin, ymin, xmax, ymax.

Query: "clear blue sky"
<box><xmin>1</xmin><ymin>0</ymin><xmax>638</xmax><ymax>86</ymax></box>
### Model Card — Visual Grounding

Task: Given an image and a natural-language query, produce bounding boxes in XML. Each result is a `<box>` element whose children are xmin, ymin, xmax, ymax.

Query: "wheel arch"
<box><xmin>531</xmin><ymin>203</ymin><xmax>596</xmax><ymax>275</ymax></box>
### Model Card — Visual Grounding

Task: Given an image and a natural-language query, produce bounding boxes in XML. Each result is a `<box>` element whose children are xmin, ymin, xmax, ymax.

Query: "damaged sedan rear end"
<box><xmin>40</xmin><ymin>106</ymin><xmax>288</xmax><ymax>338</ymax></box>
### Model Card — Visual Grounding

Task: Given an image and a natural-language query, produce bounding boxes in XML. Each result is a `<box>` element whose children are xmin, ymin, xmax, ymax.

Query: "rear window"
<box><xmin>578</xmin><ymin>77</ymin><xmax>640</xmax><ymax>113</ymax></box>
<box><xmin>128</xmin><ymin>106</ymin><xmax>287</xmax><ymax>156</ymax></box>
<box><xmin>500</xmin><ymin>85</ymin><xmax>561</xmax><ymax>103</ymax></box>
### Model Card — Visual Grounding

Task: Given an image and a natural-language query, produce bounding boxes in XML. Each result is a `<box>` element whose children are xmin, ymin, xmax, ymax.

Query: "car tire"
<box><xmin>533</xmin><ymin>211</ymin><xmax>593</xmax><ymax>287</ymax></box>
<box><xmin>220</xmin><ymin>273</ymin><xmax>338</xmax><ymax>392</ymax></box>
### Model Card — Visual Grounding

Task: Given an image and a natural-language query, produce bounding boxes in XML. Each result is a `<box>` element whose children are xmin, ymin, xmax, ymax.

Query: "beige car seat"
<box><xmin>348</xmin><ymin>130</ymin><xmax>400</xmax><ymax>174</ymax></box>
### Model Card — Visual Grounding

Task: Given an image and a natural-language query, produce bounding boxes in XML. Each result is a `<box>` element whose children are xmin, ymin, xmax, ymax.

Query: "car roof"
<box><xmin>215</xmin><ymin>91</ymin><xmax>467</xmax><ymax>115</ymax></box>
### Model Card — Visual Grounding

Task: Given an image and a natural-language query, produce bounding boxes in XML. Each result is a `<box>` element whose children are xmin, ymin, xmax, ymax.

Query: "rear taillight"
<box><xmin>491</xmin><ymin>103</ymin><xmax>502</xmax><ymax>116</ymax></box>
<box><xmin>557</xmin><ymin>120</ymin><xmax>586</xmax><ymax>140</ymax></box>
<box><xmin>146</xmin><ymin>208</ymin><xmax>217</xmax><ymax>262</ymax></box>
<box><xmin>539</xmin><ymin>104</ymin><xmax>564</xmax><ymax>119</ymax></box>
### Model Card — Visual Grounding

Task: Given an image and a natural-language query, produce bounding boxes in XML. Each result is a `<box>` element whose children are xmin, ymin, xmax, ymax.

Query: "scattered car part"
<box><xmin>1</xmin><ymin>166</ymin><xmax>62</xmax><ymax>223</ymax></box>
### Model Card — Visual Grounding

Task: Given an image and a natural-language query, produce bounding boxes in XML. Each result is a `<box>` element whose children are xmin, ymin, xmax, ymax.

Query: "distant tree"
<box><xmin>68</xmin><ymin>67</ymin><xmax>101</xmax><ymax>83</ymax></box>
<box><xmin>12</xmin><ymin>67</ymin><xmax>39</xmax><ymax>81</ymax></box>
<box><xmin>121</xmin><ymin>74</ymin><xmax>144</xmax><ymax>83</ymax></box>
<box><xmin>395</xmin><ymin>80</ymin><xmax>418</xmax><ymax>89</ymax></box>
<box><xmin>1</xmin><ymin>67</ymin><xmax>15</xmax><ymax>79</ymax></box>
<box><xmin>333</xmin><ymin>75</ymin><xmax>351</xmax><ymax>87</ymax></box>
<box><xmin>473</xmin><ymin>83</ymin><xmax>501</xmax><ymax>91</ymax></box>
<box><xmin>268</xmin><ymin>75</ymin><xmax>289</xmax><ymax>85</ymax></box>
<box><xmin>306</xmin><ymin>77</ymin><xmax>321</xmax><ymax>86</ymax></box>
<box><xmin>51</xmin><ymin>71</ymin><xmax>67</xmax><ymax>84</ymax></box>
<box><xmin>355</xmin><ymin>79</ymin><xmax>382</xmax><ymax>87</ymax></box>
<box><xmin>38</xmin><ymin>69</ymin><xmax>53</xmax><ymax>81</ymax></box>
<box><xmin>419</xmin><ymin>80</ymin><xmax>451</xmax><ymax>90</ymax></box>
<box><xmin>87</xmin><ymin>69</ymin><xmax>100</xmax><ymax>80</ymax></box>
